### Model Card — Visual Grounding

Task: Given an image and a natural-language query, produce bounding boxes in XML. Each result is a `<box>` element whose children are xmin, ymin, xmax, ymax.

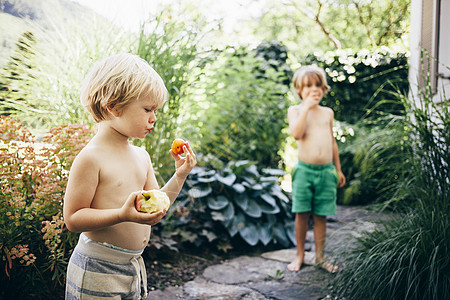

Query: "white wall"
<box><xmin>436</xmin><ymin>0</ymin><xmax>450</xmax><ymax>103</ymax></box>
<box><xmin>409</xmin><ymin>0</ymin><xmax>450</xmax><ymax>104</ymax></box>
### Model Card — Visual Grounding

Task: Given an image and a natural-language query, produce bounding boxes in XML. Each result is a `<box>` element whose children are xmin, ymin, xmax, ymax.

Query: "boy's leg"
<box><xmin>313</xmin><ymin>214</ymin><xmax>337</xmax><ymax>273</ymax></box>
<box><xmin>313</xmin><ymin>214</ymin><xmax>327</xmax><ymax>262</ymax></box>
<box><xmin>288</xmin><ymin>212</ymin><xmax>310</xmax><ymax>272</ymax></box>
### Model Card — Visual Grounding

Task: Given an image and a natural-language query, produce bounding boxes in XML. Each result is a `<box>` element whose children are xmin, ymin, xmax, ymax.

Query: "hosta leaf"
<box><xmin>246</xmin><ymin>164</ymin><xmax>260</xmax><ymax>177</ymax></box>
<box><xmin>221</xmin><ymin>201</ymin><xmax>235</xmax><ymax>220</ymax></box>
<box><xmin>270</xmin><ymin>185</ymin><xmax>290</xmax><ymax>203</ymax></box>
<box><xmin>285</xmin><ymin>221</ymin><xmax>296</xmax><ymax>245</ymax></box>
<box><xmin>258</xmin><ymin>224</ymin><xmax>272</xmax><ymax>246</ymax></box>
<box><xmin>260</xmin><ymin>176</ymin><xmax>280</xmax><ymax>183</ymax></box>
<box><xmin>227</xmin><ymin>212</ymin><xmax>245</xmax><ymax>237</ymax></box>
<box><xmin>266</xmin><ymin>214</ymin><xmax>277</xmax><ymax>225</ymax></box>
<box><xmin>250</xmin><ymin>183</ymin><xmax>263</xmax><ymax>190</ymax></box>
<box><xmin>239</xmin><ymin>221</ymin><xmax>259</xmax><ymax>246</ymax></box>
<box><xmin>216</xmin><ymin>173</ymin><xmax>236</xmax><ymax>186</ymax></box>
<box><xmin>234</xmin><ymin>194</ymin><xmax>249</xmax><ymax>211</ymax></box>
<box><xmin>230</xmin><ymin>160</ymin><xmax>252</xmax><ymax>175</ymax></box>
<box><xmin>232</xmin><ymin>183</ymin><xmax>245</xmax><ymax>193</ymax></box>
<box><xmin>188</xmin><ymin>186</ymin><xmax>212</xmax><ymax>198</ymax></box>
<box><xmin>259</xmin><ymin>201</ymin><xmax>280</xmax><ymax>214</ymax></box>
<box><xmin>242</xmin><ymin>176</ymin><xmax>256</xmax><ymax>185</ymax></box>
<box><xmin>262</xmin><ymin>168</ymin><xmax>286</xmax><ymax>176</ymax></box>
<box><xmin>189</xmin><ymin>167</ymin><xmax>204</xmax><ymax>175</ymax></box>
<box><xmin>207</xmin><ymin>195</ymin><xmax>229</xmax><ymax>210</ymax></box>
<box><xmin>260</xmin><ymin>193</ymin><xmax>276</xmax><ymax>207</ymax></box>
<box><xmin>235</xmin><ymin>160</ymin><xmax>251</xmax><ymax>168</ymax></box>
<box><xmin>198</xmin><ymin>175</ymin><xmax>217</xmax><ymax>183</ymax></box>
<box><xmin>243</xmin><ymin>198</ymin><xmax>262</xmax><ymax>218</ymax></box>
<box><xmin>198</xmin><ymin>169</ymin><xmax>216</xmax><ymax>177</ymax></box>
<box><xmin>261</xmin><ymin>182</ymin><xmax>273</xmax><ymax>189</ymax></box>
<box><xmin>241</xmin><ymin>181</ymin><xmax>251</xmax><ymax>188</ymax></box>
<box><xmin>272</xmin><ymin>223</ymin><xmax>290</xmax><ymax>247</ymax></box>
<box><xmin>186</xmin><ymin>178</ymin><xmax>199</xmax><ymax>186</ymax></box>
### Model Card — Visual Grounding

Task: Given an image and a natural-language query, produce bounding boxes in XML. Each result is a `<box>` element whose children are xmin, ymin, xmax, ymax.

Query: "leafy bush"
<box><xmin>302</xmin><ymin>47</ymin><xmax>409</xmax><ymax>123</ymax></box>
<box><xmin>255</xmin><ymin>40</ymin><xmax>292</xmax><ymax>86</ymax></box>
<box><xmin>0</xmin><ymin>117</ymin><xmax>93</xmax><ymax>299</ymax></box>
<box><xmin>182</xmin><ymin>43</ymin><xmax>291</xmax><ymax>169</ymax></box>
<box><xmin>156</xmin><ymin>160</ymin><xmax>295</xmax><ymax>252</ymax></box>
<box><xmin>330</xmin><ymin>71</ymin><xmax>450</xmax><ymax>299</ymax></box>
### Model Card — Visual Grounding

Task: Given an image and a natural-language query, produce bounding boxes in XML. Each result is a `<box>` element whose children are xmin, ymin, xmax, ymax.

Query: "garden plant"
<box><xmin>329</xmin><ymin>70</ymin><xmax>450</xmax><ymax>300</ymax></box>
<box><xmin>0</xmin><ymin>117</ymin><xmax>93</xmax><ymax>299</ymax></box>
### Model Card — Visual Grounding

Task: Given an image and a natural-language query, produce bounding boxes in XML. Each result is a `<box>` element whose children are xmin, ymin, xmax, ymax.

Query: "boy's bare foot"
<box><xmin>316</xmin><ymin>260</ymin><xmax>338</xmax><ymax>273</ymax></box>
<box><xmin>287</xmin><ymin>256</ymin><xmax>303</xmax><ymax>272</ymax></box>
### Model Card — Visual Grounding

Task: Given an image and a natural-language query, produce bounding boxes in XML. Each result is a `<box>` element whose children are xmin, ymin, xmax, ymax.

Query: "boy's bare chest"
<box><xmin>305</xmin><ymin>110</ymin><xmax>330</xmax><ymax>132</ymax></box>
<box><xmin>98</xmin><ymin>151</ymin><xmax>148</xmax><ymax>189</ymax></box>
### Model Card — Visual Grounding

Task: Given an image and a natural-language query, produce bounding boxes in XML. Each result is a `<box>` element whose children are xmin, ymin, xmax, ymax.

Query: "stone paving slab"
<box><xmin>146</xmin><ymin>205</ymin><xmax>388</xmax><ymax>300</ymax></box>
<box><xmin>261</xmin><ymin>249</ymin><xmax>316</xmax><ymax>265</ymax></box>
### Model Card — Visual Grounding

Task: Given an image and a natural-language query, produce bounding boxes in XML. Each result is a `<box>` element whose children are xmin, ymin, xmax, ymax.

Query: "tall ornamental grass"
<box><xmin>0</xmin><ymin>15</ymin><xmax>131</xmax><ymax>130</ymax></box>
<box><xmin>330</xmin><ymin>73</ymin><xmax>449</xmax><ymax>299</ymax></box>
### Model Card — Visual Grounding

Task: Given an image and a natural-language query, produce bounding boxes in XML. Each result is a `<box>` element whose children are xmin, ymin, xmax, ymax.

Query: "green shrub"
<box><xmin>0</xmin><ymin>117</ymin><xmax>93</xmax><ymax>299</ymax></box>
<box><xmin>182</xmin><ymin>43</ymin><xmax>292</xmax><ymax>169</ymax></box>
<box><xmin>155</xmin><ymin>159</ymin><xmax>294</xmax><ymax>251</ymax></box>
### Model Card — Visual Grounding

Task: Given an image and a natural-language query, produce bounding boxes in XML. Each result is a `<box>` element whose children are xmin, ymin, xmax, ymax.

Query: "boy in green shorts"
<box><xmin>287</xmin><ymin>65</ymin><xmax>346</xmax><ymax>273</ymax></box>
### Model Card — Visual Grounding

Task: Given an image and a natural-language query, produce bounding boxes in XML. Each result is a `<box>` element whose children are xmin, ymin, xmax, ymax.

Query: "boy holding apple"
<box><xmin>287</xmin><ymin>65</ymin><xmax>345</xmax><ymax>273</ymax></box>
<box><xmin>63</xmin><ymin>53</ymin><xmax>196</xmax><ymax>299</ymax></box>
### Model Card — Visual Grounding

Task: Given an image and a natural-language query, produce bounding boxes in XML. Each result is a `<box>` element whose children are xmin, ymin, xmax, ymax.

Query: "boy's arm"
<box><xmin>288</xmin><ymin>105</ymin><xmax>309</xmax><ymax>140</ymax></box>
<box><xmin>63</xmin><ymin>151</ymin><xmax>165</xmax><ymax>233</ymax></box>
<box><xmin>330</xmin><ymin>111</ymin><xmax>346</xmax><ymax>187</ymax></box>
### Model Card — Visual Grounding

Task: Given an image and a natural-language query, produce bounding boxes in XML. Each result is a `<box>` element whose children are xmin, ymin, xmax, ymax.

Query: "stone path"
<box><xmin>146</xmin><ymin>205</ymin><xmax>390</xmax><ymax>300</ymax></box>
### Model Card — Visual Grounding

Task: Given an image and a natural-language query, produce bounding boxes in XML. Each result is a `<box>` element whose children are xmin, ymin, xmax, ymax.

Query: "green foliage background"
<box><xmin>181</xmin><ymin>42</ymin><xmax>292</xmax><ymax>169</ymax></box>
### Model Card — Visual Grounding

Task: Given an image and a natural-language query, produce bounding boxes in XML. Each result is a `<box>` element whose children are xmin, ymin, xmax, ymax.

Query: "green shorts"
<box><xmin>291</xmin><ymin>160</ymin><xmax>338</xmax><ymax>216</ymax></box>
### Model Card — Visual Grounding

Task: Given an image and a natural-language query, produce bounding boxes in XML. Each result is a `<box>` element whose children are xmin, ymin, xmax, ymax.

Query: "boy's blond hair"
<box><xmin>293</xmin><ymin>65</ymin><xmax>330</xmax><ymax>99</ymax></box>
<box><xmin>80</xmin><ymin>53</ymin><xmax>168</xmax><ymax>123</ymax></box>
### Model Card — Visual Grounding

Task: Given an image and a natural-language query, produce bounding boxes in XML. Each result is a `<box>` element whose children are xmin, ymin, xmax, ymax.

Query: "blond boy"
<box><xmin>64</xmin><ymin>53</ymin><xmax>196</xmax><ymax>299</ymax></box>
<box><xmin>287</xmin><ymin>65</ymin><xmax>345</xmax><ymax>273</ymax></box>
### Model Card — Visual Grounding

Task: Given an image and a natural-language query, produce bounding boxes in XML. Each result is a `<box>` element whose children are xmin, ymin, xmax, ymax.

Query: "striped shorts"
<box><xmin>65</xmin><ymin>233</ymin><xmax>147</xmax><ymax>300</ymax></box>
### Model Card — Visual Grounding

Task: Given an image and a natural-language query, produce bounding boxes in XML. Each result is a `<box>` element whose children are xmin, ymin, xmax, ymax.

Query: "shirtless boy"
<box><xmin>63</xmin><ymin>53</ymin><xmax>196</xmax><ymax>299</ymax></box>
<box><xmin>287</xmin><ymin>65</ymin><xmax>345</xmax><ymax>273</ymax></box>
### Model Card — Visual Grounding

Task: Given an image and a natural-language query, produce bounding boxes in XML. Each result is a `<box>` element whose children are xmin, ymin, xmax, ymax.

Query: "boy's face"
<box><xmin>111</xmin><ymin>94</ymin><xmax>161</xmax><ymax>139</ymax></box>
<box><xmin>300</xmin><ymin>76</ymin><xmax>324</xmax><ymax>103</ymax></box>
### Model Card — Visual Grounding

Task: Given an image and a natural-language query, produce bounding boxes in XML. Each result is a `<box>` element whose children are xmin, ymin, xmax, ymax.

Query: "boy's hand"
<box><xmin>337</xmin><ymin>170</ymin><xmax>346</xmax><ymax>188</ymax></box>
<box><xmin>169</xmin><ymin>142</ymin><xmax>197</xmax><ymax>178</ymax></box>
<box><xmin>303</xmin><ymin>94</ymin><xmax>321</xmax><ymax>110</ymax></box>
<box><xmin>119</xmin><ymin>191</ymin><xmax>166</xmax><ymax>226</ymax></box>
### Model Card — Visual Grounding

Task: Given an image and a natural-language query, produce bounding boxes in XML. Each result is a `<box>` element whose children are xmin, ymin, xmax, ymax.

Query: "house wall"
<box><xmin>436</xmin><ymin>0</ymin><xmax>450</xmax><ymax>102</ymax></box>
<box><xmin>409</xmin><ymin>0</ymin><xmax>450</xmax><ymax>104</ymax></box>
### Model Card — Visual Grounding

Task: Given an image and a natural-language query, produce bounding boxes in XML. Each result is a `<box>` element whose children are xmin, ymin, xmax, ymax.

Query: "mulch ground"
<box><xmin>143</xmin><ymin>248</ymin><xmax>226</xmax><ymax>292</ymax></box>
